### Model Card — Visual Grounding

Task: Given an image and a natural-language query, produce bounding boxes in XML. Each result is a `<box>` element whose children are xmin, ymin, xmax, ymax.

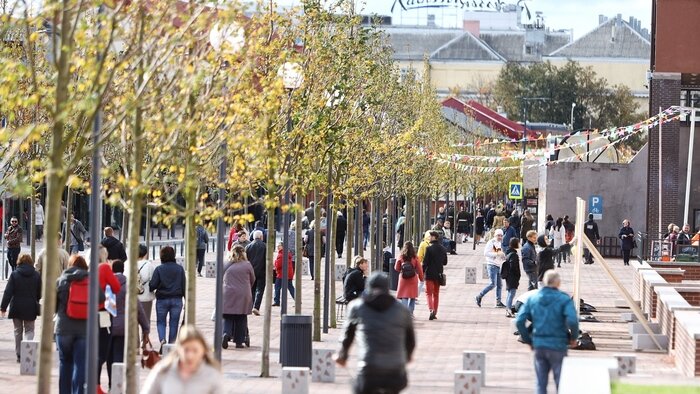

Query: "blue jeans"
<box><xmin>156</xmin><ymin>297</ymin><xmax>183</xmax><ymax>343</ymax></box>
<box><xmin>505</xmin><ymin>288</ymin><xmax>517</xmax><ymax>310</ymax></box>
<box><xmin>400</xmin><ymin>298</ymin><xmax>416</xmax><ymax>313</ymax></box>
<box><xmin>56</xmin><ymin>334</ymin><xmax>86</xmax><ymax>394</ymax></box>
<box><xmin>274</xmin><ymin>279</ymin><xmax>296</xmax><ymax>304</ymax></box>
<box><xmin>478</xmin><ymin>264</ymin><xmax>502</xmax><ymax>303</ymax></box>
<box><xmin>534</xmin><ymin>348</ymin><xmax>567</xmax><ymax>394</ymax></box>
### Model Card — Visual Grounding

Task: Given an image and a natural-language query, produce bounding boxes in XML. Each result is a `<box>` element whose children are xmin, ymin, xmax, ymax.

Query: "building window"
<box><xmin>680</xmin><ymin>89</ymin><xmax>700</xmax><ymax>124</ymax></box>
<box><xmin>525</xmin><ymin>45</ymin><xmax>532</xmax><ymax>55</ymax></box>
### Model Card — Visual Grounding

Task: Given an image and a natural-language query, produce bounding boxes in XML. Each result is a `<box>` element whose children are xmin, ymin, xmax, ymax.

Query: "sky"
<box><xmin>276</xmin><ymin>0</ymin><xmax>653</xmax><ymax>40</ymax></box>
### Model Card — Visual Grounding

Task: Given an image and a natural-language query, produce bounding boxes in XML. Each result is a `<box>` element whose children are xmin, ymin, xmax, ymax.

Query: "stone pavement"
<box><xmin>1</xmin><ymin>239</ymin><xmax>699</xmax><ymax>393</ymax></box>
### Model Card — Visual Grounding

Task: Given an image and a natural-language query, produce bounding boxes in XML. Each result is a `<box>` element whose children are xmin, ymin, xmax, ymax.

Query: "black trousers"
<box><xmin>97</xmin><ymin>326</ymin><xmax>111</xmax><ymax>385</ymax></box>
<box><xmin>354</xmin><ymin>368</ymin><xmax>408</xmax><ymax>394</ymax></box>
<box><xmin>107</xmin><ymin>335</ymin><xmax>124</xmax><ymax>388</ymax></box>
<box><xmin>196</xmin><ymin>248</ymin><xmax>206</xmax><ymax>274</ymax></box>
<box><xmin>251</xmin><ymin>277</ymin><xmax>265</xmax><ymax>310</ymax></box>
<box><xmin>223</xmin><ymin>314</ymin><xmax>248</xmax><ymax>345</ymax></box>
<box><xmin>622</xmin><ymin>249</ymin><xmax>631</xmax><ymax>265</ymax></box>
<box><xmin>7</xmin><ymin>247</ymin><xmax>20</xmax><ymax>276</ymax></box>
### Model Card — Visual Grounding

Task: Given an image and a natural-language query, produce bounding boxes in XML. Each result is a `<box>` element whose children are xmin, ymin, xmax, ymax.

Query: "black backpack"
<box><xmin>400</xmin><ymin>259</ymin><xmax>416</xmax><ymax>279</ymax></box>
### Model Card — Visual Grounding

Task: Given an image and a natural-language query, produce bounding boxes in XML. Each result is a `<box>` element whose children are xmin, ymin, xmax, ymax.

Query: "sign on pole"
<box><xmin>588</xmin><ymin>195</ymin><xmax>603</xmax><ymax>220</ymax></box>
<box><xmin>508</xmin><ymin>182</ymin><xmax>523</xmax><ymax>200</ymax></box>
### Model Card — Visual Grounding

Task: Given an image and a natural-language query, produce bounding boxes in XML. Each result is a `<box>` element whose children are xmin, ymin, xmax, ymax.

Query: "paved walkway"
<box><xmin>0</xmin><ymin>239</ymin><xmax>699</xmax><ymax>393</ymax></box>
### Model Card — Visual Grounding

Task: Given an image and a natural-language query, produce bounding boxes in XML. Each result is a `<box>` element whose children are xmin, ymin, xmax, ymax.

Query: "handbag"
<box><xmin>141</xmin><ymin>338</ymin><xmax>161</xmax><ymax>369</ymax></box>
<box><xmin>438</xmin><ymin>273</ymin><xmax>446</xmax><ymax>286</ymax></box>
<box><xmin>302</xmin><ymin>244</ymin><xmax>309</xmax><ymax>258</ymax></box>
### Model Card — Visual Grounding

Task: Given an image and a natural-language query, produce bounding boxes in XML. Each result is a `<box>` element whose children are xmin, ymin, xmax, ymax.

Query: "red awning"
<box><xmin>442</xmin><ymin>97</ymin><xmax>542</xmax><ymax>140</ymax></box>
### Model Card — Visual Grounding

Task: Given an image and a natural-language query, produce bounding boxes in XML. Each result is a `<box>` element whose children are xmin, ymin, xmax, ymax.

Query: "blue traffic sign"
<box><xmin>509</xmin><ymin>182</ymin><xmax>523</xmax><ymax>200</ymax></box>
<box><xmin>589</xmin><ymin>195</ymin><xmax>603</xmax><ymax>219</ymax></box>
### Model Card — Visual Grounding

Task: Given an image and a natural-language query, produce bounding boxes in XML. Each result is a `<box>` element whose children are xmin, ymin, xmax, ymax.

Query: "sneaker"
<box><xmin>429</xmin><ymin>311</ymin><xmax>436</xmax><ymax>320</ymax></box>
<box><xmin>505</xmin><ymin>310</ymin><xmax>514</xmax><ymax>318</ymax></box>
<box><xmin>197</xmin><ymin>272</ymin><xmax>203</xmax><ymax>277</ymax></box>
<box><xmin>235</xmin><ymin>344</ymin><xmax>245</xmax><ymax>349</ymax></box>
<box><xmin>495</xmin><ymin>301</ymin><xmax>506</xmax><ymax>308</ymax></box>
<box><xmin>272</xmin><ymin>303</ymin><xmax>280</xmax><ymax>307</ymax></box>
<box><xmin>475</xmin><ymin>295</ymin><xmax>482</xmax><ymax>308</ymax></box>
<box><xmin>222</xmin><ymin>334</ymin><xmax>230</xmax><ymax>349</ymax></box>
<box><xmin>252</xmin><ymin>308</ymin><xmax>260</xmax><ymax>316</ymax></box>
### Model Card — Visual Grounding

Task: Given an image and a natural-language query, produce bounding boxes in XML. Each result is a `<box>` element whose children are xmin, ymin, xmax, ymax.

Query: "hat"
<box><xmin>494</xmin><ymin>229</ymin><xmax>504</xmax><ymax>237</ymax></box>
<box><xmin>367</xmin><ymin>272</ymin><xmax>390</xmax><ymax>294</ymax></box>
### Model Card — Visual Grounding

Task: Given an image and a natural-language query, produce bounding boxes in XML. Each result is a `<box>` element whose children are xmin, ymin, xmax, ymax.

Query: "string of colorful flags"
<box><xmin>450</xmin><ymin>105</ymin><xmax>690</xmax><ymax>149</ymax></box>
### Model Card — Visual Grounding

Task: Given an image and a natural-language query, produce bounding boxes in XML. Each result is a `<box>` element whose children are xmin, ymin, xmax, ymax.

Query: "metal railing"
<box><xmin>636</xmin><ymin>231</ymin><xmax>699</xmax><ymax>263</ymax></box>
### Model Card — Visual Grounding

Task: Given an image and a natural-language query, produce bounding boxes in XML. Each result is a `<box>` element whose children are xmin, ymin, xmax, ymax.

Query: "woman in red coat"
<box><xmin>394</xmin><ymin>241</ymin><xmax>424</xmax><ymax>315</ymax></box>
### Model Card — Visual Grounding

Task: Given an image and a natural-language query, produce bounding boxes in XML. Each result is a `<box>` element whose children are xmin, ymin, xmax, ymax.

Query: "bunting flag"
<box><xmin>451</xmin><ymin>106</ymin><xmax>690</xmax><ymax>148</ymax></box>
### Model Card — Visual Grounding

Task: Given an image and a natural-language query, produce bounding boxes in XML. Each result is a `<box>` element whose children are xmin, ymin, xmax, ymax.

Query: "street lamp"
<box><xmin>570</xmin><ymin>102</ymin><xmax>577</xmax><ymax>130</ymax></box>
<box><xmin>277</xmin><ymin>62</ymin><xmax>304</xmax><ymax>317</ymax></box>
<box><xmin>209</xmin><ymin>21</ymin><xmax>244</xmax><ymax>362</ymax></box>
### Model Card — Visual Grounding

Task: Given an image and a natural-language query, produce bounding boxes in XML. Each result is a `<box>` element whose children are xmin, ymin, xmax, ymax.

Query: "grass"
<box><xmin>611</xmin><ymin>382</ymin><xmax>700</xmax><ymax>394</ymax></box>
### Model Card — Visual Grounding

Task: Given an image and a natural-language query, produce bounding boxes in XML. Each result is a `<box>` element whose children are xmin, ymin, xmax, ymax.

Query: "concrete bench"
<box><xmin>281</xmin><ymin>367</ymin><xmax>310</xmax><ymax>394</ymax></box>
<box><xmin>454</xmin><ymin>370</ymin><xmax>481</xmax><ymax>394</ymax></box>
<box><xmin>655</xmin><ymin>286</ymin><xmax>697</xmax><ymax>350</ymax></box>
<box><xmin>334</xmin><ymin>264</ymin><xmax>347</xmax><ymax>282</ymax></box>
<box><xmin>311</xmin><ymin>348</ymin><xmax>335</xmax><ymax>383</ymax></box>
<box><xmin>462</xmin><ymin>351</ymin><xmax>486</xmax><ymax>387</ymax></box>
<box><xmin>559</xmin><ymin>357</ymin><xmax>617</xmax><ymax>394</ymax></box>
<box><xmin>671</xmin><ymin>310</ymin><xmax>700</xmax><ymax>376</ymax></box>
<box><xmin>205</xmin><ymin>260</ymin><xmax>216</xmax><ymax>278</ymax></box>
<box><xmin>613</xmin><ymin>355</ymin><xmax>636</xmax><ymax>377</ymax></box>
<box><xmin>464</xmin><ymin>266</ymin><xmax>477</xmax><ymax>284</ymax></box>
<box><xmin>19</xmin><ymin>340</ymin><xmax>39</xmax><ymax>376</ymax></box>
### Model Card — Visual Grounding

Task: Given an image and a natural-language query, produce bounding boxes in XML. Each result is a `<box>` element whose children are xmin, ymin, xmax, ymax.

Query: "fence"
<box><xmin>636</xmin><ymin>231</ymin><xmax>699</xmax><ymax>263</ymax></box>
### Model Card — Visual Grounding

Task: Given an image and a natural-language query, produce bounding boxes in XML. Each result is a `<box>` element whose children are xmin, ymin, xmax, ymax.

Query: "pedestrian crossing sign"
<box><xmin>509</xmin><ymin>182</ymin><xmax>523</xmax><ymax>200</ymax></box>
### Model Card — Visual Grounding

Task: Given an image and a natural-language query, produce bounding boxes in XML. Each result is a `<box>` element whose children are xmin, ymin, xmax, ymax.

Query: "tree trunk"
<box><xmin>313</xmin><ymin>189</ymin><xmax>321</xmax><ymax>341</ymax></box>
<box><xmin>30</xmin><ymin>192</ymin><xmax>36</xmax><ymax>261</ymax></box>
<box><xmin>294</xmin><ymin>202</ymin><xmax>302</xmax><ymax>314</ymax></box>
<box><xmin>64</xmin><ymin>189</ymin><xmax>72</xmax><ymax>251</ymax></box>
<box><xmin>184</xmin><ymin>188</ymin><xmax>197</xmax><ymax>325</ymax></box>
<box><xmin>345</xmin><ymin>202</ymin><xmax>353</xmax><ymax>267</ymax></box>
<box><xmin>329</xmin><ymin>208</ymin><xmax>337</xmax><ymax>328</ymax></box>
<box><xmin>261</xmin><ymin>205</ymin><xmax>276</xmax><ymax>377</ymax></box>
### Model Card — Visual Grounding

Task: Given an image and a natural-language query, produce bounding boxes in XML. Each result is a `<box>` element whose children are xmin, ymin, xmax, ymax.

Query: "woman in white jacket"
<box><xmin>549</xmin><ymin>217</ymin><xmax>566</xmax><ymax>267</ymax></box>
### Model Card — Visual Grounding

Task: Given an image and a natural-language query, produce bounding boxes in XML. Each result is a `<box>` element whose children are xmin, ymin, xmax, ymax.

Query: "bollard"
<box><xmin>162</xmin><ymin>344</ymin><xmax>176</xmax><ymax>357</ymax></box>
<box><xmin>281</xmin><ymin>366</ymin><xmax>310</xmax><ymax>394</ymax></box>
<box><xmin>20</xmin><ymin>340</ymin><xmax>39</xmax><ymax>376</ymax></box>
<box><xmin>334</xmin><ymin>264</ymin><xmax>347</xmax><ymax>282</ymax></box>
<box><xmin>311</xmin><ymin>349</ymin><xmax>335</xmax><ymax>383</ymax></box>
<box><xmin>482</xmin><ymin>263</ymin><xmax>489</xmax><ymax>280</ymax></box>
<box><xmin>205</xmin><ymin>260</ymin><xmax>216</xmax><ymax>278</ymax></box>
<box><xmin>464</xmin><ymin>266</ymin><xmax>477</xmax><ymax>284</ymax></box>
<box><xmin>454</xmin><ymin>370</ymin><xmax>481</xmax><ymax>394</ymax></box>
<box><xmin>614</xmin><ymin>355</ymin><xmax>636</xmax><ymax>377</ymax></box>
<box><xmin>302</xmin><ymin>258</ymin><xmax>310</xmax><ymax>276</ymax></box>
<box><xmin>462</xmin><ymin>351</ymin><xmax>486</xmax><ymax>387</ymax></box>
<box><xmin>110</xmin><ymin>363</ymin><xmax>125</xmax><ymax>394</ymax></box>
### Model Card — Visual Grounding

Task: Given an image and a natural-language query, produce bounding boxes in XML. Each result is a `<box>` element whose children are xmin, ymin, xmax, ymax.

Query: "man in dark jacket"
<box><xmin>100</xmin><ymin>227</ymin><xmax>127</xmax><ymax>262</ymax></box>
<box><xmin>343</xmin><ymin>256</ymin><xmax>368</xmax><ymax>302</ymax></box>
<box><xmin>583</xmin><ymin>214</ymin><xmax>600</xmax><ymax>265</ymax></box>
<box><xmin>536</xmin><ymin>235</ymin><xmax>557</xmax><ymax>283</ymax></box>
<box><xmin>148</xmin><ymin>246</ymin><xmax>186</xmax><ymax>345</ymax></box>
<box><xmin>336</xmin><ymin>272</ymin><xmax>415</xmax><ymax>394</ymax></box>
<box><xmin>304</xmin><ymin>202</ymin><xmax>315</xmax><ymax>223</ymax></box>
<box><xmin>252</xmin><ymin>220</ymin><xmax>267</xmax><ymax>243</ymax></box>
<box><xmin>522</xmin><ymin>230</ymin><xmax>538</xmax><ymax>290</ymax></box>
<box><xmin>245</xmin><ymin>230</ymin><xmax>267</xmax><ymax>315</ymax></box>
<box><xmin>4</xmin><ymin>217</ymin><xmax>23</xmax><ymax>275</ymax></box>
<box><xmin>502</xmin><ymin>217</ymin><xmax>518</xmax><ymax>254</ymax></box>
<box><xmin>336</xmin><ymin>212</ymin><xmax>347</xmax><ymax>258</ymax></box>
<box><xmin>485</xmin><ymin>206</ymin><xmax>496</xmax><ymax>230</ymax></box>
<box><xmin>423</xmin><ymin>231</ymin><xmax>447</xmax><ymax>320</ymax></box>
<box><xmin>516</xmin><ymin>270</ymin><xmax>578</xmax><ymax>394</ymax></box>
<box><xmin>619</xmin><ymin>219</ymin><xmax>635</xmax><ymax>266</ymax></box>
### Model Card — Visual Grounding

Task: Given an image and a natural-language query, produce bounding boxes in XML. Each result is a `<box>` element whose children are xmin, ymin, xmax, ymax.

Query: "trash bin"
<box><xmin>280</xmin><ymin>314</ymin><xmax>312</xmax><ymax>368</ymax></box>
<box><xmin>389</xmin><ymin>258</ymin><xmax>399</xmax><ymax>291</ymax></box>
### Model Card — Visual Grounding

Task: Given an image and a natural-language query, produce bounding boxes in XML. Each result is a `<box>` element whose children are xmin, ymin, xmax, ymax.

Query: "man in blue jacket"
<box><xmin>516</xmin><ymin>270</ymin><xmax>578</xmax><ymax>394</ymax></box>
<box><xmin>521</xmin><ymin>230</ymin><xmax>538</xmax><ymax>291</ymax></box>
<box><xmin>501</xmin><ymin>216</ymin><xmax>518</xmax><ymax>254</ymax></box>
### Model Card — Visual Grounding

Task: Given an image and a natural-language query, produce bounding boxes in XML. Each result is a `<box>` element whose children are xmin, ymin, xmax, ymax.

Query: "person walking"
<box><xmin>537</xmin><ymin>235</ymin><xmax>557</xmax><ymax>286</ymax></box>
<box><xmin>195</xmin><ymin>224</ymin><xmax>209</xmax><ymax>277</ymax></box>
<box><xmin>100</xmin><ymin>227</ymin><xmax>127</xmax><ymax>262</ymax></box>
<box><xmin>245</xmin><ymin>230</ymin><xmax>266</xmax><ymax>315</ymax></box>
<box><xmin>583</xmin><ymin>214</ymin><xmax>600</xmax><ymax>265</ymax></box>
<box><xmin>501</xmin><ymin>238</ymin><xmax>521</xmax><ymax>317</ymax></box>
<box><xmin>67</xmin><ymin>214</ymin><xmax>87</xmax><ymax>255</ymax></box>
<box><xmin>476</xmin><ymin>229</ymin><xmax>506</xmax><ymax>308</ymax></box>
<box><xmin>362</xmin><ymin>209</ymin><xmax>370</xmax><ymax>250</ymax></box>
<box><xmin>501</xmin><ymin>217</ymin><xmax>518</xmax><ymax>255</ymax></box>
<box><xmin>55</xmin><ymin>255</ymin><xmax>90</xmax><ymax>394</ymax></box>
<box><xmin>336</xmin><ymin>211</ymin><xmax>347</xmax><ymax>258</ymax></box>
<box><xmin>142</xmin><ymin>325</ymin><xmax>224</xmax><ymax>394</ymax></box>
<box><xmin>516</xmin><ymin>270</ymin><xmax>579</xmax><ymax>394</ymax></box>
<box><xmin>423</xmin><ymin>231</ymin><xmax>447</xmax><ymax>320</ymax></box>
<box><xmin>1</xmin><ymin>254</ymin><xmax>41</xmax><ymax>363</ymax></box>
<box><xmin>520</xmin><ymin>210</ymin><xmax>534</xmax><ymax>243</ymax></box>
<box><xmin>335</xmin><ymin>272</ymin><xmax>415</xmax><ymax>394</ymax></box>
<box><xmin>474</xmin><ymin>210</ymin><xmax>485</xmax><ymax>245</ymax></box>
<box><xmin>522</xmin><ymin>230</ymin><xmax>538</xmax><ymax>291</ymax></box>
<box><xmin>149</xmin><ymin>246</ymin><xmax>186</xmax><ymax>347</ymax></box>
<box><xmin>394</xmin><ymin>242</ymin><xmax>424</xmax><ymax>315</ymax></box>
<box><xmin>344</xmin><ymin>256</ymin><xmax>368</xmax><ymax>302</ymax></box>
<box><xmin>550</xmin><ymin>218</ymin><xmax>565</xmax><ymax>267</ymax></box>
<box><xmin>97</xmin><ymin>247</ymin><xmax>121</xmax><ymax>384</ymax></box>
<box><xmin>137</xmin><ymin>244</ymin><xmax>157</xmax><ymax>322</ymax></box>
<box><xmin>107</xmin><ymin>260</ymin><xmax>150</xmax><ymax>390</ymax></box>
<box><xmin>222</xmin><ymin>245</ymin><xmax>255</xmax><ymax>349</ymax></box>
<box><xmin>273</xmin><ymin>243</ymin><xmax>295</xmax><ymax>306</ymax></box>
<box><xmin>619</xmin><ymin>219</ymin><xmax>635</xmax><ymax>266</ymax></box>
<box><xmin>4</xmin><ymin>217</ymin><xmax>23</xmax><ymax>275</ymax></box>
<box><xmin>303</xmin><ymin>221</ymin><xmax>317</xmax><ymax>280</ymax></box>
<box><xmin>34</xmin><ymin>200</ymin><xmax>45</xmax><ymax>241</ymax></box>
<box><xmin>35</xmin><ymin>232</ymin><xmax>70</xmax><ymax>274</ymax></box>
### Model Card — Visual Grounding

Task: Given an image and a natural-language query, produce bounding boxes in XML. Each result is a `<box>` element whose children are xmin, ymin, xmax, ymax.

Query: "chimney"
<box><xmin>599</xmin><ymin>14</ymin><xmax>607</xmax><ymax>25</ymax></box>
<box><xmin>427</xmin><ymin>14</ymin><xmax>436</xmax><ymax>28</ymax></box>
<box><xmin>463</xmin><ymin>20</ymin><xmax>480</xmax><ymax>37</ymax></box>
<box><xmin>616</xmin><ymin>13</ymin><xmax>622</xmax><ymax>27</ymax></box>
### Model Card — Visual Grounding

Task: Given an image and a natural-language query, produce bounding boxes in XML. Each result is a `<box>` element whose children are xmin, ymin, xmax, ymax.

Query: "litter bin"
<box><xmin>280</xmin><ymin>314</ymin><xmax>312</xmax><ymax>368</ymax></box>
<box><xmin>389</xmin><ymin>258</ymin><xmax>399</xmax><ymax>291</ymax></box>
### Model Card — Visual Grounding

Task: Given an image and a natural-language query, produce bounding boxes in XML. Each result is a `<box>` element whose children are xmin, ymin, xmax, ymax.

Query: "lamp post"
<box><xmin>209</xmin><ymin>22</ymin><xmax>244</xmax><ymax>361</ymax></box>
<box><xmin>570</xmin><ymin>102</ymin><xmax>576</xmax><ymax>130</ymax></box>
<box><xmin>277</xmin><ymin>62</ymin><xmax>304</xmax><ymax>316</ymax></box>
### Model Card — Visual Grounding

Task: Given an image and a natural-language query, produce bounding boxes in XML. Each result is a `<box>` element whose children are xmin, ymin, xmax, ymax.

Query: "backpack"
<box><xmin>500</xmin><ymin>259</ymin><xmax>510</xmax><ymax>280</ymax></box>
<box><xmin>66</xmin><ymin>277</ymin><xmax>89</xmax><ymax>319</ymax></box>
<box><xmin>400</xmin><ymin>259</ymin><xmax>416</xmax><ymax>279</ymax></box>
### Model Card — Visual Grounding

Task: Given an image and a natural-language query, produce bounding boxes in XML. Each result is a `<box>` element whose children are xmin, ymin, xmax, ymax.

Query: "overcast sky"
<box><xmin>276</xmin><ymin>0</ymin><xmax>652</xmax><ymax>39</ymax></box>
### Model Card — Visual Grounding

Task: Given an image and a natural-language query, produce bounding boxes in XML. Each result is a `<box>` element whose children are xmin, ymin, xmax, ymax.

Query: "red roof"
<box><xmin>442</xmin><ymin>97</ymin><xmax>542</xmax><ymax>140</ymax></box>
